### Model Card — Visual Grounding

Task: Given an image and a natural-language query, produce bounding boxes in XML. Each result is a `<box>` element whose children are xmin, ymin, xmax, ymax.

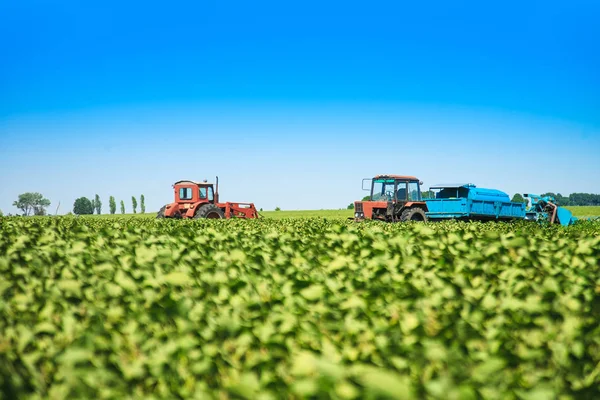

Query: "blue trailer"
<box><xmin>425</xmin><ymin>184</ymin><xmax>526</xmax><ymax>221</ymax></box>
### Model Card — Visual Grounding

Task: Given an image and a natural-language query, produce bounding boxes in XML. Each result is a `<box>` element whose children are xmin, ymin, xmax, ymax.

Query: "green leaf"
<box><xmin>352</xmin><ymin>366</ymin><xmax>414</xmax><ymax>400</ymax></box>
<box><xmin>300</xmin><ymin>284</ymin><xmax>323</xmax><ymax>301</ymax></box>
<box><xmin>162</xmin><ymin>271</ymin><xmax>191</xmax><ymax>286</ymax></box>
<box><xmin>57</xmin><ymin>279</ymin><xmax>82</xmax><ymax>295</ymax></box>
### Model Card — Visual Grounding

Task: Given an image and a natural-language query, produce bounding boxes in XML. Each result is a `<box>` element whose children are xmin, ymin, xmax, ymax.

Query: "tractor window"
<box><xmin>179</xmin><ymin>187</ymin><xmax>193</xmax><ymax>200</ymax></box>
<box><xmin>437</xmin><ymin>188</ymin><xmax>458</xmax><ymax>199</ymax></box>
<box><xmin>396</xmin><ymin>183</ymin><xmax>407</xmax><ymax>201</ymax></box>
<box><xmin>207</xmin><ymin>187</ymin><xmax>214</xmax><ymax>201</ymax></box>
<box><xmin>408</xmin><ymin>182</ymin><xmax>421</xmax><ymax>201</ymax></box>
<box><xmin>372</xmin><ymin>179</ymin><xmax>396</xmax><ymax>201</ymax></box>
<box><xmin>199</xmin><ymin>187</ymin><xmax>207</xmax><ymax>199</ymax></box>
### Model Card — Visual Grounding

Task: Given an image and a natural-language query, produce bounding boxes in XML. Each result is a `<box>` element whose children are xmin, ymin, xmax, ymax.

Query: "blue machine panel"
<box><xmin>468</xmin><ymin>188</ymin><xmax>511</xmax><ymax>203</ymax></box>
<box><xmin>425</xmin><ymin>184</ymin><xmax>526</xmax><ymax>221</ymax></box>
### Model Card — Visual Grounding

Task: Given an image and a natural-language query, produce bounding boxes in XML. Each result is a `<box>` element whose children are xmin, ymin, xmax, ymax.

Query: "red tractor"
<box><xmin>353</xmin><ymin>175</ymin><xmax>428</xmax><ymax>222</ymax></box>
<box><xmin>157</xmin><ymin>177</ymin><xmax>259</xmax><ymax>219</ymax></box>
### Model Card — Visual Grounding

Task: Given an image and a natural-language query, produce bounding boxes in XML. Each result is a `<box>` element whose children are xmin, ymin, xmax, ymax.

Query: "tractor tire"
<box><xmin>400</xmin><ymin>207</ymin><xmax>427</xmax><ymax>222</ymax></box>
<box><xmin>156</xmin><ymin>206</ymin><xmax>166</xmax><ymax>219</ymax></box>
<box><xmin>194</xmin><ymin>204</ymin><xmax>225</xmax><ymax>219</ymax></box>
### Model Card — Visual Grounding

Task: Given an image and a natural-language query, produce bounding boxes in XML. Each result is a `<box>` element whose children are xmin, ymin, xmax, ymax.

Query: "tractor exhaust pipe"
<box><xmin>215</xmin><ymin>176</ymin><xmax>219</xmax><ymax>203</ymax></box>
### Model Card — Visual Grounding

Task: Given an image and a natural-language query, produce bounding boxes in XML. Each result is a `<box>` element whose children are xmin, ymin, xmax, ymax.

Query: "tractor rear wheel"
<box><xmin>156</xmin><ymin>206</ymin><xmax>166</xmax><ymax>219</ymax></box>
<box><xmin>400</xmin><ymin>207</ymin><xmax>427</xmax><ymax>222</ymax></box>
<box><xmin>194</xmin><ymin>204</ymin><xmax>225</xmax><ymax>219</ymax></box>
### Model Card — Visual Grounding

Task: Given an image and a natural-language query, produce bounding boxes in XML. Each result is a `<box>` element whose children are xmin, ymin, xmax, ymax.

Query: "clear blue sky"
<box><xmin>1</xmin><ymin>0</ymin><xmax>599</xmax><ymax>214</ymax></box>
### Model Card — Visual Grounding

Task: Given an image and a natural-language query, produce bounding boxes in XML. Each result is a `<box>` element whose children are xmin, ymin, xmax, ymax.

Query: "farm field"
<box><xmin>84</xmin><ymin>205</ymin><xmax>599</xmax><ymax>220</ymax></box>
<box><xmin>85</xmin><ymin>209</ymin><xmax>355</xmax><ymax>220</ymax></box>
<box><xmin>564</xmin><ymin>206</ymin><xmax>600</xmax><ymax>219</ymax></box>
<box><xmin>262</xmin><ymin>206</ymin><xmax>600</xmax><ymax>220</ymax></box>
<box><xmin>1</xmin><ymin>216</ymin><xmax>599</xmax><ymax>399</ymax></box>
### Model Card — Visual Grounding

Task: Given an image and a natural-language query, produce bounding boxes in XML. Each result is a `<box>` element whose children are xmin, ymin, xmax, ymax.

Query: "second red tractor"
<box><xmin>157</xmin><ymin>177</ymin><xmax>259</xmax><ymax>219</ymax></box>
<box><xmin>353</xmin><ymin>175</ymin><xmax>428</xmax><ymax>222</ymax></box>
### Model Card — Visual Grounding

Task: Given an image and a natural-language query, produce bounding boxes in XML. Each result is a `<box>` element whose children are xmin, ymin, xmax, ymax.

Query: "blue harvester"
<box><xmin>523</xmin><ymin>193</ymin><xmax>578</xmax><ymax>226</ymax></box>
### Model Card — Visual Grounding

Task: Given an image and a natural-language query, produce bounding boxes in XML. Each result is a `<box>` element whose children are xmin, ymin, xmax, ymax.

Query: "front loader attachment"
<box><xmin>220</xmin><ymin>202</ymin><xmax>260</xmax><ymax>219</ymax></box>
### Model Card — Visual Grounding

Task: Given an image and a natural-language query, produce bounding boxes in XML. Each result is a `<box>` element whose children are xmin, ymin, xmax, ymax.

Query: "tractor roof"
<box><xmin>173</xmin><ymin>180</ymin><xmax>213</xmax><ymax>186</ymax></box>
<box><xmin>429</xmin><ymin>183</ymin><xmax>475</xmax><ymax>189</ymax></box>
<box><xmin>373</xmin><ymin>174</ymin><xmax>419</xmax><ymax>181</ymax></box>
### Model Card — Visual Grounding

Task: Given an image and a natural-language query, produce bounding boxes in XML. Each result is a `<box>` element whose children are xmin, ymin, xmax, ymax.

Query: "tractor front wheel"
<box><xmin>194</xmin><ymin>204</ymin><xmax>225</xmax><ymax>219</ymax></box>
<box><xmin>156</xmin><ymin>206</ymin><xmax>166</xmax><ymax>219</ymax></box>
<box><xmin>400</xmin><ymin>208</ymin><xmax>427</xmax><ymax>222</ymax></box>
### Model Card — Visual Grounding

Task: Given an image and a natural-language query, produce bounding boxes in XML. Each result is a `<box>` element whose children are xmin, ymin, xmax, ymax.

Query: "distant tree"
<box><xmin>260</xmin><ymin>208</ymin><xmax>263</xmax><ymax>212</ymax></box>
<box><xmin>120</xmin><ymin>200</ymin><xmax>125</xmax><ymax>214</ymax></box>
<box><xmin>555</xmin><ymin>193</ymin><xmax>570</xmax><ymax>206</ymax></box>
<box><xmin>362</xmin><ymin>195</ymin><xmax>371</xmax><ymax>201</ymax></box>
<box><xmin>511</xmin><ymin>193</ymin><xmax>526</xmax><ymax>204</ymax></box>
<box><xmin>33</xmin><ymin>206</ymin><xmax>47</xmax><ymax>216</ymax></box>
<box><xmin>275</xmin><ymin>206</ymin><xmax>281</xmax><ymax>211</ymax></box>
<box><xmin>109</xmin><ymin>196</ymin><xmax>116</xmax><ymax>214</ymax></box>
<box><xmin>13</xmin><ymin>192</ymin><xmax>51</xmax><ymax>216</ymax></box>
<box><xmin>140</xmin><ymin>194</ymin><xmax>145</xmax><ymax>214</ymax></box>
<box><xmin>73</xmin><ymin>197</ymin><xmax>94</xmax><ymax>215</ymax></box>
<box><xmin>569</xmin><ymin>192</ymin><xmax>600</xmax><ymax>206</ymax></box>
<box><xmin>347</xmin><ymin>203</ymin><xmax>354</xmax><ymax>209</ymax></box>
<box><xmin>0</xmin><ymin>209</ymin><xmax>4</xmax><ymax>216</ymax></box>
<box><xmin>422</xmin><ymin>190</ymin><xmax>435</xmax><ymax>199</ymax></box>
<box><xmin>94</xmin><ymin>194</ymin><xmax>102</xmax><ymax>214</ymax></box>
<box><xmin>541</xmin><ymin>192</ymin><xmax>570</xmax><ymax>206</ymax></box>
<box><xmin>132</xmin><ymin>196</ymin><xmax>138</xmax><ymax>214</ymax></box>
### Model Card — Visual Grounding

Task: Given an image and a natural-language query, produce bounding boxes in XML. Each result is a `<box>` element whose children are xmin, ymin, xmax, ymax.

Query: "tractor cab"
<box><xmin>173</xmin><ymin>180</ymin><xmax>217</xmax><ymax>204</ymax></box>
<box><xmin>354</xmin><ymin>174</ymin><xmax>428</xmax><ymax>222</ymax></box>
<box><xmin>369</xmin><ymin>176</ymin><xmax>423</xmax><ymax>202</ymax></box>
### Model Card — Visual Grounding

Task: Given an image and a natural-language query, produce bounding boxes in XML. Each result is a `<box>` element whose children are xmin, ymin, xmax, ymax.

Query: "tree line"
<box><xmin>425</xmin><ymin>191</ymin><xmax>600</xmax><ymax>206</ymax></box>
<box><xmin>73</xmin><ymin>194</ymin><xmax>146</xmax><ymax>215</ymax></box>
<box><xmin>511</xmin><ymin>192</ymin><xmax>600</xmax><ymax>206</ymax></box>
<box><xmin>8</xmin><ymin>192</ymin><xmax>147</xmax><ymax>216</ymax></box>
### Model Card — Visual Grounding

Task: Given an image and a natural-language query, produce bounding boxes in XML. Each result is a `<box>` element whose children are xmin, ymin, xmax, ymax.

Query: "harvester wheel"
<box><xmin>194</xmin><ymin>204</ymin><xmax>225</xmax><ymax>219</ymax></box>
<box><xmin>156</xmin><ymin>206</ymin><xmax>166</xmax><ymax>219</ymax></box>
<box><xmin>400</xmin><ymin>208</ymin><xmax>427</xmax><ymax>222</ymax></box>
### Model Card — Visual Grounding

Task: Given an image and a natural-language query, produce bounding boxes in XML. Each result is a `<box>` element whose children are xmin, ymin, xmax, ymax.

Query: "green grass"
<box><xmin>260</xmin><ymin>209</ymin><xmax>353</xmax><ymax>219</ymax></box>
<box><xmin>85</xmin><ymin>210</ymin><xmax>354</xmax><ymax>219</ymax></box>
<box><xmin>87</xmin><ymin>212</ymin><xmax>155</xmax><ymax>218</ymax></box>
<box><xmin>85</xmin><ymin>206</ymin><xmax>600</xmax><ymax>220</ymax></box>
<box><xmin>565</xmin><ymin>206</ymin><xmax>600</xmax><ymax>218</ymax></box>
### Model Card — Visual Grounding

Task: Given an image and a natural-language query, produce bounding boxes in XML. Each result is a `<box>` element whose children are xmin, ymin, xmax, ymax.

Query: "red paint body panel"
<box><xmin>163</xmin><ymin>201</ymin><xmax>211</xmax><ymax>218</ymax></box>
<box><xmin>163</xmin><ymin>203</ymin><xmax>180</xmax><ymax>218</ymax></box>
<box><xmin>360</xmin><ymin>201</ymin><xmax>388</xmax><ymax>219</ymax></box>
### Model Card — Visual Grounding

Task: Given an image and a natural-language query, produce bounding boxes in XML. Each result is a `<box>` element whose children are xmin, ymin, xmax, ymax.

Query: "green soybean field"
<box><xmin>1</xmin><ymin>216</ymin><xmax>599</xmax><ymax>399</ymax></box>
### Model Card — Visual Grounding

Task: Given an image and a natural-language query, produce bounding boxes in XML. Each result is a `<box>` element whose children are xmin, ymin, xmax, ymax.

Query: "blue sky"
<box><xmin>1</xmin><ymin>0</ymin><xmax>599</xmax><ymax>214</ymax></box>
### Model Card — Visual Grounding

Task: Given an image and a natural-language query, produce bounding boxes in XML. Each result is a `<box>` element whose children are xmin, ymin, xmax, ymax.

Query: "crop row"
<box><xmin>1</xmin><ymin>217</ymin><xmax>599</xmax><ymax>399</ymax></box>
